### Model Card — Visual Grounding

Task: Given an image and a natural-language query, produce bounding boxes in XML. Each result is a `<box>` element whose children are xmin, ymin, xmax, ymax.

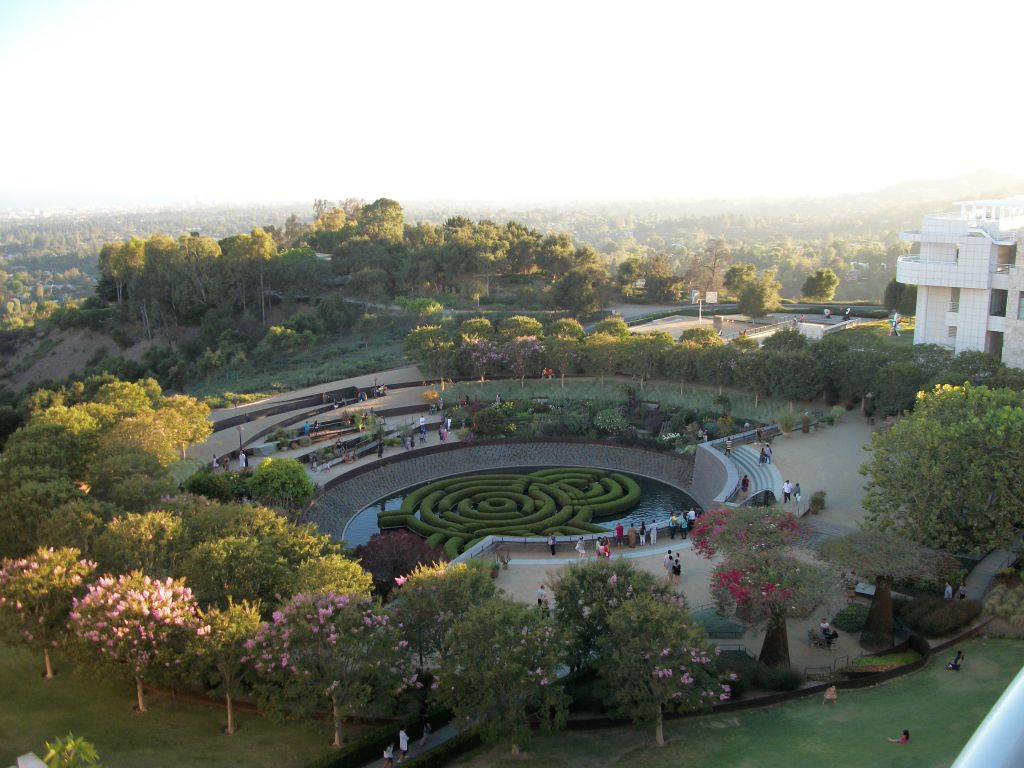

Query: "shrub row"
<box><xmin>894</xmin><ymin>596</ymin><xmax>983</xmax><ymax>637</ymax></box>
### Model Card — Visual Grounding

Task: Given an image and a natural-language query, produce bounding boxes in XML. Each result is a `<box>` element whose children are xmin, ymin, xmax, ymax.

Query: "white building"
<box><xmin>896</xmin><ymin>198</ymin><xmax>1024</xmax><ymax>367</ymax></box>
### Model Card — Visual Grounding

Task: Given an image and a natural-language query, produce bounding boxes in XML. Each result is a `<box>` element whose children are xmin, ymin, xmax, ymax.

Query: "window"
<box><xmin>948</xmin><ymin>326</ymin><xmax>957</xmax><ymax>338</ymax></box>
<box><xmin>990</xmin><ymin>289</ymin><xmax>1008</xmax><ymax>317</ymax></box>
<box><xmin>1018</xmin><ymin>292</ymin><xmax>1024</xmax><ymax>321</ymax></box>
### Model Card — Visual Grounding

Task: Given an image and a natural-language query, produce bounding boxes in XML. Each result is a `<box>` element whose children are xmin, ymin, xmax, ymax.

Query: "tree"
<box><xmin>692</xmin><ymin>507</ymin><xmax>832</xmax><ymax>667</ymax></box>
<box><xmin>545</xmin><ymin>336</ymin><xmax>582</xmax><ymax>388</ymax></box>
<box><xmin>862</xmin><ymin>384</ymin><xmax>1024</xmax><ymax>555</ymax></box>
<box><xmin>389</xmin><ymin>561</ymin><xmax>496</xmax><ymax>667</ymax></box>
<box><xmin>722</xmin><ymin>263</ymin><xmax>757</xmax><ymax>297</ymax></box>
<box><xmin>498</xmin><ymin>315</ymin><xmax>544</xmax><ymax>339</ymax></box>
<box><xmin>640</xmin><ymin>254</ymin><xmax>685</xmax><ymax>301</ymax></box>
<box><xmin>820</xmin><ymin>531</ymin><xmax>957</xmax><ymax>649</ymax></box>
<box><xmin>592</xmin><ymin>315</ymin><xmax>630</xmax><ymax>337</ymax></box>
<box><xmin>737</xmin><ymin>269</ymin><xmax>782</xmax><ymax>319</ymax></box>
<box><xmin>463</xmin><ymin>337</ymin><xmax>502</xmax><ymax>386</ymax></box>
<box><xmin>801</xmin><ymin>268</ymin><xmax>840</xmax><ymax>301</ymax></box>
<box><xmin>357</xmin><ymin>198</ymin><xmax>405</xmax><ymax>244</ymax></box>
<box><xmin>435</xmin><ymin>599</ymin><xmax>568</xmax><ymax>754</ymax></box>
<box><xmin>246</xmin><ymin>458</ymin><xmax>315</xmax><ymax>510</ymax></box>
<box><xmin>189</xmin><ymin>600</ymin><xmax>262</xmax><ymax>735</ymax></box>
<box><xmin>677</xmin><ymin>326</ymin><xmax>723</xmax><ymax>347</ymax></box>
<box><xmin>622</xmin><ymin>332</ymin><xmax>673</xmax><ymax>391</ymax></box>
<box><xmin>597</xmin><ymin>596</ymin><xmax>729</xmax><ymax>746</ymax></box>
<box><xmin>546</xmin><ymin>317</ymin><xmax>585</xmax><ymax>340</ymax></box>
<box><xmin>553</xmin><ymin>267</ymin><xmax>605</xmax><ymax>315</ymax></box>
<box><xmin>290</xmin><ymin>554</ymin><xmax>373</xmax><ymax>598</ymax></box>
<box><xmin>503</xmin><ymin>335</ymin><xmax>544</xmax><ymax>388</ymax></box>
<box><xmin>86</xmin><ymin>445</ymin><xmax>177</xmax><ymax>512</ymax></box>
<box><xmin>870</xmin><ymin>361</ymin><xmax>927</xmax><ymax>416</ymax></box>
<box><xmin>551</xmin><ymin>559</ymin><xmax>673</xmax><ymax>670</ymax></box>
<box><xmin>354</xmin><ymin>530</ymin><xmax>445</xmax><ymax>597</ymax></box>
<box><xmin>94</xmin><ymin>511</ymin><xmax>186</xmax><ymax>579</ymax></box>
<box><xmin>69</xmin><ymin>572</ymin><xmax>208</xmax><ymax>712</ymax></box>
<box><xmin>692</xmin><ymin>239</ymin><xmax>730</xmax><ymax>296</ymax></box>
<box><xmin>38</xmin><ymin>733</ymin><xmax>104</xmax><ymax>768</ymax></box>
<box><xmin>583</xmin><ymin>332</ymin><xmax>622</xmax><ymax>385</ymax></box>
<box><xmin>246</xmin><ymin>592</ymin><xmax>409</xmax><ymax>748</ymax></box>
<box><xmin>0</xmin><ymin>547</ymin><xmax>97</xmax><ymax>678</ymax></box>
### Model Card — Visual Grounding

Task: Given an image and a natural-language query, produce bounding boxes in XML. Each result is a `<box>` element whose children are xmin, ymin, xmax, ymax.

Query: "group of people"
<box><xmin>382</xmin><ymin>718</ymin><xmax>431</xmax><ymax>766</ymax></box>
<box><xmin>663</xmin><ymin>549</ymin><xmax>683</xmax><ymax>583</ymax></box>
<box><xmin>819</xmin><ymin>617</ymin><xmax>840</xmax><ymax>648</ymax></box>
<box><xmin>943</xmin><ymin>580</ymin><xmax>968</xmax><ymax>601</ymax></box>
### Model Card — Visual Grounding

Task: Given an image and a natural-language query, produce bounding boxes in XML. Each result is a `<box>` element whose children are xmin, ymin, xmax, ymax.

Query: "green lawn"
<box><xmin>454</xmin><ymin>637</ymin><xmax>1022</xmax><ymax>768</ymax></box>
<box><xmin>838</xmin><ymin>318</ymin><xmax>916</xmax><ymax>347</ymax></box>
<box><xmin>0</xmin><ymin>645</ymin><xmax>334</xmax><ymax>768</ymax></box>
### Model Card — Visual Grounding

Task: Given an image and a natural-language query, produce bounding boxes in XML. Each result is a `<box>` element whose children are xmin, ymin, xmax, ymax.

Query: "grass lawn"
<box><xmin>839</xmin><ymin>318</ymin><xmax>916</xmax><ymax>347</ymax></box>
<box><xmin>0</xmin><ymin>645</ymin><xmax>335</xmax><ymax>768</ymax></box>
<box><xmin>453</xmin><ymin>637</ymin><xmax>1022</xmax><ymax>768</ymax></box>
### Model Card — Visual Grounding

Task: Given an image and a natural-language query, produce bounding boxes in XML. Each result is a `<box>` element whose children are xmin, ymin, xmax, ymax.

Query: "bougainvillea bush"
<box><xmin>69</xmin><ymin>571</ymin><xmax>208</xmax><ymax>712</ymax></box>
<box><xmin>0</xmin><ymin>546</ymin><xmax>96</xmax><ymax>678</ymax></box>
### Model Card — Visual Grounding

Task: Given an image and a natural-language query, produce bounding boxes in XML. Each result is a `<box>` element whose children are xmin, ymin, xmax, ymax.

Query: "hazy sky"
<box><xmin>1</xmin><ymin>0</ymin><xmax>1022</xmax><ymax>207</ymax></box>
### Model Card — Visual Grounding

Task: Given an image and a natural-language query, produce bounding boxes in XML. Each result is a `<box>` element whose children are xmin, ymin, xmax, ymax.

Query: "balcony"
<box><xmin>896</xmin><ymin>255</ymin><xmax>990</xmax><ymax>289</ymax></box>
<box><xmin>949</xmin><ymin>301</ymin><xmax>959</xmax><ymax>312</ymax></box>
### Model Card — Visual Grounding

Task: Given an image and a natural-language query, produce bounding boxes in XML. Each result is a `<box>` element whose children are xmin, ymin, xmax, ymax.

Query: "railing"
<box><xmin>993</xmin><ymin>263</ymin><xmax>1011</xmax><ymax>274</ymax></box>
<box><xmin>949</xmin><ymin>301</ymin><xmax>960</xmax><ymax>313</ymax></box>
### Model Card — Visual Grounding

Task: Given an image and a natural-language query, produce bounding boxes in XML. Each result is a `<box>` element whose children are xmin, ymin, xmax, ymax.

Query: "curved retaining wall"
<box><xmin>303</xmin><ymin>439</ymin><xmax>696</xmax><ymax>541</ymax></box>
<box><xmin>691</xmin><ymin>442</ymin><xmax>737</xmax><ymax>510</ymax></box>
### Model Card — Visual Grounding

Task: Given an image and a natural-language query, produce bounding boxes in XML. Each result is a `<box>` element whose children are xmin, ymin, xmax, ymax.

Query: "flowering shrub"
<box><xmin>0</xmin><ymin>547</ymin><xmax>96</xmax><ymax>678</ymax></box>
<box><xmin>68</xmin><ymin>571</ymin><xmax>207</xmax><ymax>711</ymax></box>
<box><xmin>245</xmin><ymin>591</ymin><xmax>409</xmax><ymax>747</ymax></box>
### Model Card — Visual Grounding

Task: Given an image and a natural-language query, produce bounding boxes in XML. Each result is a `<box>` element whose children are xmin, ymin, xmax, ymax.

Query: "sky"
<box><xmin>1</xmin><ymin>0</ymin><xmax>1022</xmax><ymax>208</ymax></box>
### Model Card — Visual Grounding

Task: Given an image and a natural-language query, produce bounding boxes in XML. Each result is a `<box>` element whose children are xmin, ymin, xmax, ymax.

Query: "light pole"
<box><xmin>237</xmin><ymin>425</ymin><xmax>244</xmax><ymax>452</ymax></box>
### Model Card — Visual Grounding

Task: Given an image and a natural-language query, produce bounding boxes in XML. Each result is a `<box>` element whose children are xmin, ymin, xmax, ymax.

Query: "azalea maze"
<box><xmin>378</xmin><ymin>468</ymin><xmax>642</xmax><ymax>558</ymax></box>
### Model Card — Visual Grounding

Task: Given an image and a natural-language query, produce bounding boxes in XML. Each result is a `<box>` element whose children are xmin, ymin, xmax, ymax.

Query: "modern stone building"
<box><xmin>897</xmin><ymin>198</ymin><xmax>1024</xmax><ymax>367</ymax></box>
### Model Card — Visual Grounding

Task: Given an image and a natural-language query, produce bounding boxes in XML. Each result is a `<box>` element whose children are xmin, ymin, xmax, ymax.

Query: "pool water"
<box><xmin>341</xmin><ymin>467</ymin><xmax>699</xmax><ymax>547</ymax></box>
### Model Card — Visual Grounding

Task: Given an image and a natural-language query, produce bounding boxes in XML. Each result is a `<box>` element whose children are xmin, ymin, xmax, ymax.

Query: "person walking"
<box><xmin>958</xmin><ymin>581</ymin><xmax>968</xmax><ymax>600</ymax></box>
<box><xmin>724</xmin><ymin>436</ymin><xmax>733</xmax><ymax>456</ymax></box>
<box><xmin>740</xmin><ymin>474</ymin><xmax>750</xmax><ymax>498</ymax></box>
<box><xmin>672</xmin><ymin>557</ymin><xmax>682</xmax><ymax>585</ymax></box>
<box><xmin>418</xmin><ymin>714</ymin><xmax>432</xmax><ymax>747</ymax></box>
<box><xmin>548</xmin><ymin>534</ymin><xmax>557</xmax><ymax>556</ymax></box>
<box><xmin>663</xmin><ymin>550</ymin><xmax>673</xmax><ymax>579</ymax></box>
<box><xmin>680</xmin><ymin>513</ymin><xmax>689</xmax><ymax>540</ymax></box>
<box><xmin>650</xmin><ymin>520</ymin><xmax>658</xmax><ymax>545</ymax></box>
<box><xmin>759</xmin><ymin>446</ymin><xmax>767</xmax><ymax>464</ymax></box>
<box><xmin>764</xmin><ymin>444</ymin><xmax>773</xmax><ymax>464</ymax></box>
<box><xmin>782</xmin><ymin>480</ymin><xmax>793</xmax><ymax>503</ymax></box>
<box><xmin>383</xmin><ymin>743</ymin><xmax>394</xmax><ymax>768</ymax></box>
<box><xmin>398</xmin><ymin>728</ymin><xmax>409</xmax><ymax>763</ymax></box>
<box><xmin>576</xmin><ymin>537</ymin><xmax>587</xmax><ymax>560</ymax></box>
<box><xmin>943</xmin><ymin>581</ymin><xmax>953</xmax><ymax>600</ymax></box>
<box><xmin>537</xmin><ymin>584</ymin><xmax>547</xmax><ymax>608</ymax></box>
<box><xmin>377</xmin><ymin>439</ymin><xmax>385</xmax><ymax>458</ymax></box>
<box><xmin>238</xmin><ymin>451</ymin><xmax>247</xmax><ymax>470</ymax></box>
<box><xmin>794</xmin><ymin>482</ymin><xmax>802</xmax><ymax>503</ymax></box>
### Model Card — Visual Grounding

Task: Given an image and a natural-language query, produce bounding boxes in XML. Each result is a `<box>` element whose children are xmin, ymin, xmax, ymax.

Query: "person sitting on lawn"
<box><xmin>946</xmin><ymin>650</ymin><xmax>965</xmax><ymax>671</ymax></box>
<box><xmin>823</xmin><ymin>685</ymin><xmax>838</xmax><ymax>704</ymax></box>
<box><xmin>887</xmin><ymin>729</ymin><xmax>910</xmax><ymax>745</ymax></box>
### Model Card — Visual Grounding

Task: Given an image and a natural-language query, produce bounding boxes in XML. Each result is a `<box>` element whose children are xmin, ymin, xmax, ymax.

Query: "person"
<box><xmin>759</xmin><ymin>446</ymin><xmax>767</xmax><ymax>464</ymax></box>
<box><xmin>615</xmin><ymin>522</ymin><xmax>625</xmax><ymax>549</ymax></box>
<box><xmin>650</xmin><ymin>520</ymin><xmax>658</xmax><ymax>545</ymax></box>
<box><xmin>946</xmin><ymin>650</ymin><xmax>965</xmax><ymax>671</ymax></box>
<box><xmin>576</xmin><ymin>537</ymin><xmax>586</xmax><ymax>560</ymax></box>
<box><xmin>398</xmin><ymin>728</ymin><xmax>409</xmax><ymax>763</ymax></box>
<box><xmin>687</xmin><ymin>508</ymin><xmax>697</xmax><ymax>527</ymax></box>
<box><xmin>383</xmin><ymin>743</ymin><xmax>394</xmax><ymax>767</ymax></box>
<box><xmin>419</xmin><ymin>424</ymin><xmax>426</xmax><ymax>444</ymax></box>
<box><xmin>663</xmin><ymin>550</ymin><xmax>673</xmax><ymax>578</ymax></box>
<box><xmin>495</xmin><ymin>393</ymin><xmax>502</xmax><ymax>404</ymax></box>
<box><xmin>312</xmin><ymin>419</ymin><xmax>319</xmax><ymax>432</ymax></box>
<box><xmin>639</xmin><ymin>520</ymin><xmax>647</xmax><ymax>546</ymax></box>
<box><xmin>794</xmin><ymin>483</ymin><xmax>802</xmax><ymax>503</ymax></box>
<box><xmin>824</xmin><ymin>307</ymin><xmax>831</xmax><ymax>319</ymax></box>
<box><xmin>669</xmin><ymin>512</ymin><xmax>679</xmax><ymax>539</ymax></box>
<box><xmin>724</xmin><ymin>436</ymin><xmax>733</xmax><ymax>456</ymax></box>
<box><xmin>740</xmin><ymin>474</ymin><xmax>750</xmax><ymax>498</ymax></box>
<box><xmin>548</xmin><ymin>534</ymin><xmax>557</xmax><ymax>556</ymax></box>
<box><xmin>679</xmin><ymin>513</ymin><xmax>688</xmax><ymax>539</ymax></box>
<box><xmin>627</xmin><ymin>524</ymin><xmax>638</xmax><ymax>548</ymax></box>
<box><xmin>537</xmin><ymin>584</ymin><xmax>547</xmax><ymax>608</ymax></box>
<box><xmin>958</xmin><ymin>581</ymin><xmax>968</xmax><ymax>600</ymax></box>
<box><xmin>755</xmin><ymin>427</ymin><xmax>764</xmax><ymax>444</ymax></box>
<box><xmin>887</xmin><ymin>729</ymin><xmax>910</xmax><ymax>744</ymax></box>
<box><xmin>943</xmin><ymin>581</ymin><xmax>954</xmax><ymax>600</ymax></box>
<box><xmin>843</xmin><ymin>307</ymin><xmax>851</xmax><ymax>321</ymax></box>
<box><xmin>212</xmin><ymin>453</ymin><xmax>219</xmax><ymax>472</ymax></box>
<box><xmin>418</xmin><ymin>714</ymin><xmax>432</xmax><ymax>747</ymax></box>
<box><xmin>303</xmin><ymin>420</ymin><xmax>310</xmax><ymax>435</ymax></box>
<box><xmin>823</xmin><ymin>685</ymin><xmax>838</xmax><ymax>704</ymax></box>
<box><xmin>764</xmin><ymin>444</ymin><xmax>773</xmax><ymax>464</ymax></box>
<box><xmin>820</xmin><ymin>618</ymin><xmax>831</xmax><ymax>636</ymax></box>
<box><xmin>377</xmin><ymin>439</ymin><xmax>385</xmax><ymax>458</ymax></box>
<box><xmin>672</xmin><ymin>557</ymin><xmax>682</xmax><ymax>584</ymax></box>
<box><xmin>418</xmin><ymin>415</ymin><xmax>426</xmax><ymax>429</ymax></box>
<box><xmin>238</xmin><ymin>450</ymin><xmax>247</xmax><ymax>469</ymax></box>
<box><xmin>783</xmin><ymin>480</ymin><xmax>793</xmax><ymax>503</ymax></box>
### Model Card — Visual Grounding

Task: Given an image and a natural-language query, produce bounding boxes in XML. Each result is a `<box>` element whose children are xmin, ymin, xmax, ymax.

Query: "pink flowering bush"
<box><xmin>244</xmin><ymin>592</ymin><xmax>409</xmax><ymax>748</ymax></box>
<box><xmin>68</xmin><ymin>570</ymin><xmax>208</xmax><ymax>712</ymax></box>
<box><xmin>0</xmin><ymin>547</ymin><xmax>96</xmax><ymax>679</ymax></box>
<box><xmin>596</xmin><ymin>595</ymin><xmax>728</xmax><ymax>746</ymax></box>
<box><xmin>434</xmin><ymin>599</ymin><xmax>568</xmax><ymax>754</ymax></box>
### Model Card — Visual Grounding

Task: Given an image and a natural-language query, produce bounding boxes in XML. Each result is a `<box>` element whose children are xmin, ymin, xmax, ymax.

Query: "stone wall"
<box><xmin>304</xmin><ymin>439</ymin><xmax>698</xmax><ymax>541</ymax></box>
<box><xmin>690</xmin><ymin>442</ymin><xmax>736</xmax><ymax>510</ymax></box>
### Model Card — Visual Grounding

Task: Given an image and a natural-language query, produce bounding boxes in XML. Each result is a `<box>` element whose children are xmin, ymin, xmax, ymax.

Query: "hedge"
<box><xmin>305</xmin><ymin>709</ymin><xmax>453</xmax><ymax>768</ymax></box>
<box><xmin>400</xmin><ymin>728</ymin><xmax>484</xmax><ymax>768</ymax></box>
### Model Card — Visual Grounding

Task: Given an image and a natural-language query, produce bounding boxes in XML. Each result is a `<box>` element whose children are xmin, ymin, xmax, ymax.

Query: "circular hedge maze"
<box><xmin>378</xmin><ymin>468</ymin><xmax>642</xmax><ymax>559</ymax></box>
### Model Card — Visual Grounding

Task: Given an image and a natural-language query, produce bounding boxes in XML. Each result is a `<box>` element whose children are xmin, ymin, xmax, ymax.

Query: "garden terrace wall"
<box><xmin>303</xmin><ymin>439</ymin><xmax>696</xmax><ymax>542</ymax></box>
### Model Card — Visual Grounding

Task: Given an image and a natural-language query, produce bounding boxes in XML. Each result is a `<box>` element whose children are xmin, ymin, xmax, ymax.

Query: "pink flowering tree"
<box><xmin>245</xmin><ymin>592</ymin><xmax>411</xmax><ymax>748</ymax></box>
<box><xmin>502</xmin><ymin>336</ymin><xmax>544</xmax><ymax>388</ymax></box>
<box><xmin>692</xmin><ymin>507</ymin><xmax>833</xmax><ymax>667</ymax></box>
<box><xmin>434</xmin><ymin>599</ymin><xmax>568</xmax><ymax>755</ymax></box>
<box><xmin>597</xmin><ymin>595</ymin><xmax>730</xmax><ymax>746</ymax></box>
<box><xmin>68</xmin><ymin>571</ymin><xmax>208</xmax><ymax>712</ymax></box>
<box><xmin>0</xmin><ymin>547</ymin><xmax>96</xmax><ymax>679</ymax></box>
<box><xmin>463</xmin><ymin>337</ymin><xmax>503</xmax><ymax>386</ymax></box>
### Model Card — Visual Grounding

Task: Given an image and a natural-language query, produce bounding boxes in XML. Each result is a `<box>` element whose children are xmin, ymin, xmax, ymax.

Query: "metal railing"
<box><xmin>949</xmin><ymin>301</ymin><xmax>960</xmax><ymax>312</ymax></box>
<box><xmin>993</xmin><ymin>263</ymin><xmax>1012</xmax><ymax>274</ymax></box>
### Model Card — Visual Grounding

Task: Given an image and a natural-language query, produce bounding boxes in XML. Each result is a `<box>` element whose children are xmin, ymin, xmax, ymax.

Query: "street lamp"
<box><xmin>237</xmin><ymin>425</ymin><xmax>244</xmax><ymax>452</ymax></box>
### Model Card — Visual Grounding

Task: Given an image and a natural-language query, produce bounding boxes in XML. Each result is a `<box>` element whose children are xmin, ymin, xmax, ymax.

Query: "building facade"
<box><xmin>897</xmin><ymin>198</ymin><xmax>1024</xmax><ymax>367</ymax></box>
